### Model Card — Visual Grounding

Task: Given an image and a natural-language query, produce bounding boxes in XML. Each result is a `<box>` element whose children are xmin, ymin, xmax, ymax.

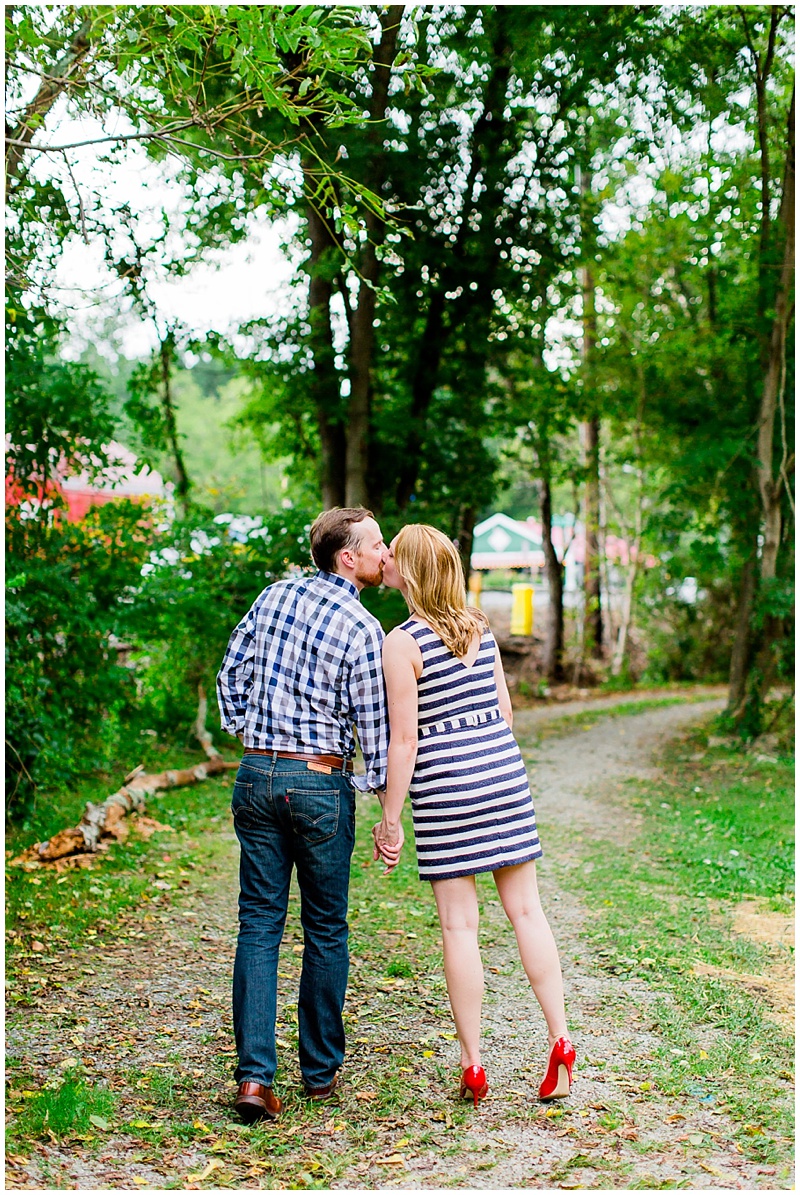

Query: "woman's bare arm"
<box><xmin>492</xmin><ymin>636</ymin><xmax>514</xmax><ymax>729</ymax></box>
<box><xmin>372</xmin><ymin>628</ymin><xmax>421</xmax><ymax>872</ymax></box>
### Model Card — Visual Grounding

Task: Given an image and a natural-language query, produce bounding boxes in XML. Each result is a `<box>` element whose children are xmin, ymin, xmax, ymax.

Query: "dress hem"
<box><xmin>418</xmin><ymin>849</ymin><xmax>543</xmax><ymax>883</ymax></box>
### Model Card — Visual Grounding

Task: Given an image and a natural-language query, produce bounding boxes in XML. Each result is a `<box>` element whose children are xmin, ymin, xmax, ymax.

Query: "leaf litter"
<box><xmin>5</xmin><ymin>695</ymin><xmax>794</xmax><ymax>1189</ymax></box>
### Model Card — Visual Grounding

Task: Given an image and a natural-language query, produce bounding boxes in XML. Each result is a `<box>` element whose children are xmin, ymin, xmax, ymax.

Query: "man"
<box><xmin>217</xmin><ymin>507</ymin><xmax>389</xmax><ymax>1123</ymax></box>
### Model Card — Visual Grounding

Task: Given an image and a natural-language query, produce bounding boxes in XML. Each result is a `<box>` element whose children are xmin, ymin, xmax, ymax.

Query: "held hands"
<box><xmin>372</xmin><ymin>818</ymin><xmax>404</xmax><ymax>875</ymax></box>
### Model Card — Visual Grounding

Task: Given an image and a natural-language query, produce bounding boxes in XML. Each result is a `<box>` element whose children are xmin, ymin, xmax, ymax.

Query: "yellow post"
<box><xmin>510</xmin><ymin>583</ymin><xmax>534</xmax><ymax>635</ymax></box>
<box><xmin>467</xmin><ymin>570</ymin><xmax>483</xmax><ymax>609</ymax></box>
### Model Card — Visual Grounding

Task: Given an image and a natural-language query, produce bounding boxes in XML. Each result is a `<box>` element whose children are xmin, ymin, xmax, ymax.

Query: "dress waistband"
<box><xmin>418</xmin><ymin>708</ymin><xmax>502</xmax><ymax>738</ymax></box>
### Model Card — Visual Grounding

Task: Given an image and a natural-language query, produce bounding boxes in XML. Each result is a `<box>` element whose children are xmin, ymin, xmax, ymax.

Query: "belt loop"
<box><xmin>272</xmin><ymin>751</ymin><xmax>278</xmax><ymax>766</ymax></box>
<box><xmin>340</xmin><ymin>756</ymin><xmax>347</xmax><ymax>774</ymax></box>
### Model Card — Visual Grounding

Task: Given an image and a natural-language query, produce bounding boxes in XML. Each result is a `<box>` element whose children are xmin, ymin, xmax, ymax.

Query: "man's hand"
<box><xmin>372</xmin><ymin>818</ymin><xmax>404</xmax><ymax>875</ymax></box>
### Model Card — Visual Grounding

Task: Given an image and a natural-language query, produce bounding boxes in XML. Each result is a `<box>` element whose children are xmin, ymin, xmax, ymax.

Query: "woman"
<box><xmin>373</xmin><ymin>524</ymin><xmax>575</xmax><ymax>1106</ymax></box>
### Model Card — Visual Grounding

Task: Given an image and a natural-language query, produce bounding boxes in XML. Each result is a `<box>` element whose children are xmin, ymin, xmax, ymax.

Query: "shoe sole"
<box><xmin>304</xmin><ymin>1078</ymin><xmax>339</xmax><ymax>1101</ymax></box>
<box><xmin>235</xmin><ymin>1100</ymin><xmax>279</xmax><ymax>1123</ymax></box>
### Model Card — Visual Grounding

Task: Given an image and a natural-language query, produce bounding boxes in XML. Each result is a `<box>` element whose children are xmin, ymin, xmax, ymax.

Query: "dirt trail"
<box><xmin>387</xmin><ymin>695</ymin><xmax>789</xmax><ymax>1190</ymax></box>
<box><xmin>6</xmin><ymin>694</ymin><xmax>792</xmax><ymax>1190</ymax></box>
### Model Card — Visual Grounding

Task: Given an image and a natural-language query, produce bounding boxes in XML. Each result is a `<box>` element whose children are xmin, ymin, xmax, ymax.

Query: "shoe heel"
<box><xmin>551</xmin><ymin>1062</ymin><xmax>571</xmax><ymax>1099</ymax></box>
<box><xmin>460</xmin><ymin>1065</ymin><xmax>488</xmax><ymax>1108</ymax></box>
<box><xmin>539</xmin><ymin>1037</ymin><xmax>576</xmax><ymax>1102</ymax></box>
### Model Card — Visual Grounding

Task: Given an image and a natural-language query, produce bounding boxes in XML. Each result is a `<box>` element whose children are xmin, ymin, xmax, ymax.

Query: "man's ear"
<box><xmin>339</xmin><ymin>547</ymin><xmax>357</xmax><ymax>571</ymax></box>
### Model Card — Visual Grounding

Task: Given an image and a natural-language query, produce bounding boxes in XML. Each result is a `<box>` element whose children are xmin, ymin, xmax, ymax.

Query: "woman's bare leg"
<box><xmin>493</xmin><ymin>861</ymin><xmax>568</xmax><ymax>1044</ymax></box>
<box><xmin>430</xmin><ymin>875</ymin><xmax>483</xmax><ymax>1069</ymax></box>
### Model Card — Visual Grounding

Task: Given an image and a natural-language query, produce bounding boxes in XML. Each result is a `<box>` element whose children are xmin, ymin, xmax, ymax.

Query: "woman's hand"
<box><xmin>372</xmin><ymin>818</ymin><xmax>404</xmax><ymax>875</ymax></box>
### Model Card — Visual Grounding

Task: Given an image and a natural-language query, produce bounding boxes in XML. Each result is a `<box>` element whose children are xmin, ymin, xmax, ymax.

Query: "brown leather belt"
<box><xmin>243</xmin><ymin>748</ymin><xmax>353</xmax><ymax>773</ymax></box>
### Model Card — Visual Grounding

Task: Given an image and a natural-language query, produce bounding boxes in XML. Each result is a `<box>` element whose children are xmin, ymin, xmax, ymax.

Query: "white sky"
<box><xmin>22</xmin><ymin>28</ymin><xmax>755</xmax><ymax>369</ymax></box>
<box><xmin>29</xmin><ymin>109</ymin><xmax>300</xmax><ymax>360</ymax></box>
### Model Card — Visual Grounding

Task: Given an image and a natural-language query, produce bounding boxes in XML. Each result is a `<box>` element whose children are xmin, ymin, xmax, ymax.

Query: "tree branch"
<box><xmin>6</xmin><ymin>16</ymin><xmax>92</xmax><ymax>192</ymax></box>
<box><xmin>59</xmin><ymin>150</ymin><xmax>89</xmax><ymax>244</ymax></box>
<box><xmin>10</xmin><ymin>687</ymin><xmax>237</xmax><ymax>869</ymax></box>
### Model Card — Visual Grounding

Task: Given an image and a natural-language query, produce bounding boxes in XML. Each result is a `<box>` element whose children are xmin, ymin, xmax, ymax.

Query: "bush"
<box><xmin>128</xmin><ymin>507</ymin><xmax>316</xmax><ymax>735</ymax></box>
<box><xmin>5</xmin><ymin>501</ymin><xmax>154</xmax><ymax>820</ymax></box>
<box><xmin>360</xmin><ymin>584</ymin><xmax>409</xmax><ymax>632</ymax></box>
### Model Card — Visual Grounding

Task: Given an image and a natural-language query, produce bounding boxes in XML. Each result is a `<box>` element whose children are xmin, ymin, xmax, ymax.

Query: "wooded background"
<box><xmin>5</xmin><ymin>4</ymin><xmax>794</xmax><ymax>818</ymax></box>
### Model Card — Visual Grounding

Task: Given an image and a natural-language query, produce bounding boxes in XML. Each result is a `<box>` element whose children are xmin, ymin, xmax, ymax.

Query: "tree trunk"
<box><xmin>304</xmin><ymin>191</ymin><xmax>346</xmax><ymax>508</ymax></box>
<box><xmin>734</xmin><ymin>84</ymin><xmax>794</xmax><ymax>728</ymax></box>
<box><xmin>5</xmin><ymin>16</ymin><xmax>92</xmax><ymax>194</ymax></box>
<box><xmin>345</xmin><ymin>5</ymin><xmax>403</xmax><ymax>508</ymax></box>
<box><xmin>579</xmin><ymin>160</ymin><xmax>603</xmax><ymax>659</ymax></box>
<box><xmin>611</xmin><ymin>556</ymin><xmax>638</xmax><ymax>678</ymax></box>
<box><xmin>159</xmin><ymin>335</ymin><xmax>191</xmax><ymax>515</ymax></box>
<box><xmin>10</xmin><ymin>688</ymin><xmax>237</xmax><ymax>869</ymax></box>
<box><xmin>727</xmin><ymin>537</ymin><xmax>758</xmax><ymax>714</ymax></box>
<box><xmin>581</xmin><ymin>416</ymin><xmax>603</xmax><ymax>657</ymax></box>
<box><xmin>610</xmin><ymin>475</ymin><xmax>642</xmax><ymax>679</ymax></box>
<box><xmin>454</xmin><ymin>504</ymin><xmax>476</xmax><ymax>585</ymax></box>
<box><xmin>739</xmin><ymin>6</ymin><xmax>779</xmax><ymax>323</ymax></box>
<box><xmin>394</xmin><ymin>10</ymin><xmax>512</xmax><ymax>510</ymax></box>
<box><xmin>748</xmin><ymin>85</ymin><xmax>795</xmax><ymax>714</ymax></box>
<box><xmin>610</xmin><ymin>374</ymin><xmax>646</xmax><ymax>678</ymax></box>
<box><xmin>756</xmin><ymin>85</ymin><xmax>794</xmax><ymax>588</ymax></box>
<box><xmin>541</xmin><ymin>476</ymin><xmax>565</xmax><ymax>683</ymax></box>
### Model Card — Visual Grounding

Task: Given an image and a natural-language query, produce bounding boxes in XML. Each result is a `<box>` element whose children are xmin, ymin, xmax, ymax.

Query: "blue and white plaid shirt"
<box><xmin>216</xmin><ymin>571</ymin><xmax>388</xmax><ymax>792</ymax></box>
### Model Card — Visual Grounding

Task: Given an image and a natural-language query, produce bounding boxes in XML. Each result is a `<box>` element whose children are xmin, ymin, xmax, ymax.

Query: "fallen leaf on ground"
<box><xmin>375</xmin><ymin>1154</ymin><xmax>406</xmax><ymax>1166</ymax></box>
<box><xmin>187</xmin><ymin>1160</ymin><xmax>223</xmax><ymax>1182</ymax></box>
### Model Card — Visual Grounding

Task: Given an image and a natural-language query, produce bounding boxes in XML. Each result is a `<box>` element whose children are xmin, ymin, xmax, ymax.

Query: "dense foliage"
<box><xmin>4</xmin><ymin>5</ymin><xmax>794</xmax><ymax>817</ymax></box>
<box><xmin>6</xmin><ymin>475</ymin><xmax>316</xmax><ymax>820</ymax></box>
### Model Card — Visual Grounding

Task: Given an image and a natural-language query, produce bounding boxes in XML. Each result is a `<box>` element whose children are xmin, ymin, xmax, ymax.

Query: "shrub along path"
<box><xmin>5</xmin><ymin>690</ymin><xmax>794</xmax><ymax>1190</ymax></box>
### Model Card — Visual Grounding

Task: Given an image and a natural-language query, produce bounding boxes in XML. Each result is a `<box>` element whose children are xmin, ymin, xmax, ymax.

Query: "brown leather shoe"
<box><xmin>234</xmin><ymin>1081</ymin><xmax>282</xmax><ymax>1123</ymax></box>
<box><xmin>304</xmin><ymin>1073</ymin><xmax>339</xmax><ymax>1101</ymax></box>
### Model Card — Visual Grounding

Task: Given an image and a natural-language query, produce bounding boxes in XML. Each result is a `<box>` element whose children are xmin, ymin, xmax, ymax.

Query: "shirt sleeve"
<box><xmin>216</xmin><ymin>599</ymin><xmax>258</xmax><ymax>738</ymax></box>
<box><xmin>348</xmin><ymin>621</ymin><xmax>389</xmax><ymax>792</ymax></box>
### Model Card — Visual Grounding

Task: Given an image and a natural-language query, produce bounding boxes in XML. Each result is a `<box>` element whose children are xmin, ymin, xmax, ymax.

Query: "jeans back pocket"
<box><xmin>286</xmin><ymin>782</ymin><xmax>340</xmax><ymax>844</ymax></box>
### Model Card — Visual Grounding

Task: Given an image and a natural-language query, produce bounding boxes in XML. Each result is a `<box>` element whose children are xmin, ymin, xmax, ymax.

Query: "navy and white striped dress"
<box><xmin>401</xmin><ymin>618</ymin><xmax>543</xmax><ymax>882</ymax></box>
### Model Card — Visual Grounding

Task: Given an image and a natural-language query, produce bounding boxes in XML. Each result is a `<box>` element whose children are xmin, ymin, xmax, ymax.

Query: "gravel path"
<box><xmin>6</xmin><ymin>694</ymin><xmax>792</xmax><ymax>1190</ymax></box>
<box><xmin>384</xmin><ymin>696</ymin><xmax>784</xmax><ymax>1190</ymax></box>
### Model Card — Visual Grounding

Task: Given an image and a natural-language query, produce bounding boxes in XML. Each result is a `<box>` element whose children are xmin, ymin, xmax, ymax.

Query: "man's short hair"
<box><xmin>310</xmin><ymin>507</ymin><xmax>374</xmax><ymax>573</ymax></box>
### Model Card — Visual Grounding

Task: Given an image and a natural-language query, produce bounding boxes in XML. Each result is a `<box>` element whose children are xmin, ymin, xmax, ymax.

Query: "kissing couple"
<box><xmin>217</xmin><ymin>507</ymin><xmax>574</xmax><ymax>1122</ymax></box>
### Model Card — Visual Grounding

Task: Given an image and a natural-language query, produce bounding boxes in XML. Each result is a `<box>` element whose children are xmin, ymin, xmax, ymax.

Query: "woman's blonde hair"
<box><xmin>394</xmin><ymin>524</ymin><xmax>488</xmax><ymax>658</ymax></box>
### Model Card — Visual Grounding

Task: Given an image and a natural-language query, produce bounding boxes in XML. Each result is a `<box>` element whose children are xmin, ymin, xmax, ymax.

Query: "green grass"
<box><xmin>525</xmin><ymin>717</ymin><xmax>795</xmax><ymax>1166</ymax></box>
<box><xmin>5</xmin><ymin>709</ymin><xmax>795</xmax><ymax>1187</ymax></box>
<box><xmin>6</xmin><ymin>736</ymin><xmax>237</xmax><ymax>973</ymax></box>
<box><xmin>6</xmin><ymin>1071</ymin><xmax>118</xmax><ymax>1149</ymax></box>
<box><xmin>6</xmin><ymin>747</ymin><xmax>477</xmax><ymax>1186</ymax></box>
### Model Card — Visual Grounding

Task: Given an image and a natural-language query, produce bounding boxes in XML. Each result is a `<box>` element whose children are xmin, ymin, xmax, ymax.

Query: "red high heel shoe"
<box><xmin>539</xmin><ymin>1037</ymin><xmax>576</xmax><ymax>1101</ymax></box>
<box><xmin>460</xmin><ymin>1065</ymin><xmax>488</xmax><ymax>1108</ymax></box>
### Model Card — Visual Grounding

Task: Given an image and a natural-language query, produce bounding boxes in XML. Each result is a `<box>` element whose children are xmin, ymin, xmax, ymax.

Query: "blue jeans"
<box><xmin>231</xmin><ymin>754</ymin><xmax>356</xmax><ymax>1090</ymax></box>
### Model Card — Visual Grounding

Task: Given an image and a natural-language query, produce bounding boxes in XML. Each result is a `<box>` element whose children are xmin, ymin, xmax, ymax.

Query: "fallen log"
<box><xmin>10</xmin><ymin>686</ymin><xmax>239</xmax><ymax>870</ymax></box>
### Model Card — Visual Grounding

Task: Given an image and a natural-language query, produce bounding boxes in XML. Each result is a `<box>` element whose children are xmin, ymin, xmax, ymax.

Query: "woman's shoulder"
<box><xmin>383</xmin><ymin>624</ymin><xmax>425</xmax><ymax>676</ymax></box>
<box><xmin>384</xmin><ymin>622</ymin><xmax>427</xmax><ymax>649</ymax></box>
<box><xmin>394</xmin><ymin>617</ymin><xmax>435</xmax><ymax>637</ymax></box>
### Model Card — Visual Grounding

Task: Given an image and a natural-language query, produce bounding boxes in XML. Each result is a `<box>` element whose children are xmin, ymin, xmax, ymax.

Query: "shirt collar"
<box><xmin>315</xmin><ymin>570</ymin><xmax>360</xmax><ymax>600</ymax></box>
